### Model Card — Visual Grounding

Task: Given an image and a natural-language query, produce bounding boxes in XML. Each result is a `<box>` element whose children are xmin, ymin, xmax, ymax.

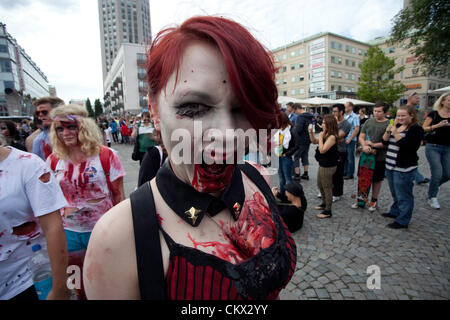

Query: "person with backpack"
<box><xmin>46</xmin><ymin>104</ymin><xmax>125</xmax><ymax>298</ymax></box>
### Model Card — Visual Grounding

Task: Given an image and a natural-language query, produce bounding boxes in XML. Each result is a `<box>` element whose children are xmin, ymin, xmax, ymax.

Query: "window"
<box><xmin>388</xmin><ymin>47</ymin><xmax>395</xmax><ymax>54</ymax></box>
<box><xmin>345</xmin><ymin>59</ymin><xmax>356</xmax><ymax>67</ymax></box>
<box><xmin>282</xmin><ymin>66</ymin><xmax>287</xmax><ymax>72</ymax></box>
<box><xmin>299</xmin><ymin>76</ymin><xmax>304</xmax><ymax>81</ymax></box>
<box><xmin>298</xmin><ymin>48</ymin><xmax>304</xmax><ymax>55</ymax></box>
<box><xmin>291</xmin><ymin>89</ymin><xmax>296</xmax><ymax>95</ymax></box>
<box><xmin>299</xmin><ymin>63</ymin><xmax>304</xmax><ymax>68</ymax></box>
<box><xmin>290</xmin><ymin>51</ymin><xmax>296</xmax><ymax>57</ymax></box>
<box><xmin>282</xmin><ymin>79</ymin><xmax>287</xmax><ymax>84</ymax></box>
<box><xmin>299</xmin><ymin>88</ymin><xmax>305</xmax><ymax>94</ymax></box>
<box><xmin>412</xmin><ymin>68</ymin><xmax>419</xmax><ymax>76</ymax></box>
<box><xmin>290</xmin><ymin>64</ymin><xmax>296</xmax><ymax>70</ymax></box>
<box><xmin>345</xmin><ymin>73</ymin><xmax>355</xmax><ymax>80</ymax></box>
<box><xmin>0</xmin><ymin>59</ymin><xmax>12</xmax><ymax>73</ymax></box>
<box><xmin>0</xmin><ymin>44</ymin><xmax>8</xmax><ymax>53</ymax></box>
<box><xmin>331</xmin><ymin>41</ymin><xmax>342</xmax><ymax>50</ymax></box>
<box><xmin>331</xmin><ymin>56</ymin><xmax>342</xmax><ymax>64</ymax></box>
<box><xmin>291</xmin><ymin>77</ymin><xmax>296</xmax><ymax>83</ymax></box>
<box><xmin>331</xmin><ymin>71</ymin><xmax>342</xmax><ymax>78</ymax></box>
<box><xmin>4</xmin><ymin>80</ymin><xmax>14</xmax><ymax>90</ymax></box>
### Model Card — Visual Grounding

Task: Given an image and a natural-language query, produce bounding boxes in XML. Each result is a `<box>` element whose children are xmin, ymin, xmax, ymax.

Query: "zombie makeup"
<box><xmin>55</xmin><ymin>121</ymin><xmax>79</xmax><ymax>146</ymax></box>
<box><xmin>154</xmin><ymin>41</ymin><xmax>252</xmax><ymax>193</ymax></box>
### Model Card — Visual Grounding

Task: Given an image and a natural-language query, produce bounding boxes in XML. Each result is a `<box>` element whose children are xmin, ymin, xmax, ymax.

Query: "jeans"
<box><xmin>345</xmin><ymin>140</ymin><xmax>357</xmax><ymax>177</ymax></box>
<box><xmin>414</xmin><ymin>169</ymin><xmax>426</xmax><ymax>183</ymax></box>
<box><xmin>425</xmin><ymin>143</ymin><xmax>450</xmax><ymax>198</ymax></box>
<box><xmin>385</xmin><ymin>168</ymin><xmax>416</xmax><ymax>226</ymax></box>
<box><xmin>332</xmin><ymin>151</ymin><xmax>347</xmax><ymax>196</ymax></box>
<box><xmin>278</xmin><ymin>156</ymin><xmax>294</xmax><ymax>193</ymax></box>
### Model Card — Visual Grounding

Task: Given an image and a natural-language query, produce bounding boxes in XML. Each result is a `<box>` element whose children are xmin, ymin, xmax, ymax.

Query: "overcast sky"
<box><xmin>0</xmin><ymin>0</ymin><xmax>403</xmax><ymax>104</ymax></box>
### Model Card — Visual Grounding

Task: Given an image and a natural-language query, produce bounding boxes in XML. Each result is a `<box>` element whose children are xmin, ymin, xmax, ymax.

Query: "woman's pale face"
<box><xmin>396</xmin><ymin>109</ymin><xmax>412</xmax><ymax>125</ymax></box>
<box><xmin>55</xmin><ymin>120</ymin><xmax>79</xmax><ymax>147</ymax></box>
<box><xmin>443</xmin><ymin>95</ymin><xmax>450</xmax><ymax>109</ymax></box>
<box><xmin>153</xmin><ymin>41</ymin><xmax>252</xmax><ymax>193</ymax></box>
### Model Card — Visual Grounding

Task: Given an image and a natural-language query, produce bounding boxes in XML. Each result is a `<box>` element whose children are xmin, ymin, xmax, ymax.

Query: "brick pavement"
<box><xmin>111</xmin><ymin>142</ymin><xmax>449</xmax><ymax>300</ymax></box>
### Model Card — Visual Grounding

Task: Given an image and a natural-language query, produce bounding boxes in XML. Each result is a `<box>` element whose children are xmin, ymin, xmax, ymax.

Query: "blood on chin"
<box><xmin>191</xmin><ymin>163</ymin><xmax>236</xmax><ymax>193</ymax></box>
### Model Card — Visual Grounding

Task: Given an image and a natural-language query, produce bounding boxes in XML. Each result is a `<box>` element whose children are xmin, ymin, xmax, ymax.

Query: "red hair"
<box><xmin>147</xmin><ymin>16</ymin><xmax>280</xmax><ymax>130</ymax></box>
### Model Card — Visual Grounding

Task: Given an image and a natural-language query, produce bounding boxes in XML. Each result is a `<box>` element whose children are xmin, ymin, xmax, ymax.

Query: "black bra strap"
<box><xmin>130</xmin><ymin>182</ymin><xmax>165</xmax><ymax>300</ymax></box>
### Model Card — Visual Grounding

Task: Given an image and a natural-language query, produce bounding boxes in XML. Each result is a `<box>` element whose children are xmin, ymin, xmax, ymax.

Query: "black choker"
<box><xmin>155</xmin><ymin>161</ymin><xmax>245</xmax><ymax>227</ymax></box>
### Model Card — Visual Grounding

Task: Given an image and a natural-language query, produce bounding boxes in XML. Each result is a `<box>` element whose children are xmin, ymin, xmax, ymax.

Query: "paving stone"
<box><xmin>315</xmin><ymin>288</ymin><xmax>330</xmax><ymax>299</ymax></box>
<box><xmin>340</xmin><ymin>288</ymin><xmax>354</xmax><ymax>298</ymax></box>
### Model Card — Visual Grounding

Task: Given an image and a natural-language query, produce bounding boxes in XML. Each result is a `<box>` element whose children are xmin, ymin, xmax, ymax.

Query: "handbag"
<box><xmin>132</xmin><ymin>125</ymin><xmax>141</xmax><ymax>161</ymax></box>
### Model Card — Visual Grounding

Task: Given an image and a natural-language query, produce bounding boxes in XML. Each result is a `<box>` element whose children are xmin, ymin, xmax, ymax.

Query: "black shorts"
<box><xmin>373</xmin><ymin>160</ymin><xmax>386</xmax><ymax>182</ymax></box>
<box><xmin>294</xmin><ymin>144</ymin><xmax>310</xmax><ymax>167</ymax></box>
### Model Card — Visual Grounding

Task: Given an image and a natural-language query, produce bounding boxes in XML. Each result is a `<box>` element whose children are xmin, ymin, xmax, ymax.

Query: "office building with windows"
<box><xmin>369</xmin><ymin>36</ymin><xmax>450</xmax><ymax>110</ymax></box>
<box><xmin>272</xmin><ymin>32</ymin><xmax>370</xmax><ymax>101</ymax></box>
<box><xmin>103</xmin><ymin>43</ymin><xmax>147</xmax><ymax>115</ymax></box>
<box><xmin>98</xmin><ymin>0</ymin><xmax>151</xmax><ymax>82</ymax></box>
<box><xmin>0</xmin><ymin>22</ymin><xmax>50</xmax><ymax>116</ymax></box>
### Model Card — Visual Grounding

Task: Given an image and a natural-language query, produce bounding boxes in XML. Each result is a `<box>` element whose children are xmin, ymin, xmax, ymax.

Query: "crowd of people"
<box><xmin>275</xmin><ymin>92</ymin><xmax>449</xmax><ymax>231</ymax></box>
<box><xmin>0</xmin><ymin>15</ymin><xmax>449</xmax><ymax>301</ymax></box>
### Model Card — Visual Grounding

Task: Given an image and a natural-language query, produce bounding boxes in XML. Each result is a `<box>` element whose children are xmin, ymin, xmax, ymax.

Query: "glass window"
<box><xmin>0</xmin><ymin>59</ymin><xmax>12</xmax><ymax>72</ymax></box>
<box><xmin>0</xmin><ymin>44</ymin><xmax>8</xmax><ymax>53</ymax></box>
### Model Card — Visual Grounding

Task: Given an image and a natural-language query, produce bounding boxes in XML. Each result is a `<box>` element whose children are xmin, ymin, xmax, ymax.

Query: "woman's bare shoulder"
<box><xmin>84</xmin><ymin>199</ymin><xmax>140</xmax><ymax>299</ymax></box>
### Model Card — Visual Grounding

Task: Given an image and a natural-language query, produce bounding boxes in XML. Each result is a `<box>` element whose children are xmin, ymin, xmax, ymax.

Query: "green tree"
<box><xmin>390</xmin><ymin>0</ymin><xmax>450</xmax><ymax>74</ymax></box>
<box><xmin>357</xmin><ymin>47</ymin><xmax>405</xmax><ymax>105</ymax></box>
<box><xmin>85</xmin><ymin>98</ymin><xmax>94</xmax><ymax>118</ymax></box>
<box><xmin>94</xmin><ymin>99</ymin><xmax>103</xmax><ymax>119</ymax></box>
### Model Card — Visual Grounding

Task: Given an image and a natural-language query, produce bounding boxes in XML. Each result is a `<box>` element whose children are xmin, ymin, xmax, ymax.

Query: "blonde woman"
<box><xmin>47</xmin><ymin>104</ymin><xmax>125</xmax><ymax>298</ymax></box>
<box><xmin>422</xmin><ymin>93</ymin><xmax>450</xmax><ymax>209</ymax></box>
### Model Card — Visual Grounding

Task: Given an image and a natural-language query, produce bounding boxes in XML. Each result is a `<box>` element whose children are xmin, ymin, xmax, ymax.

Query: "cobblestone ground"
<box><xmin>113</xmin><ymin>142</ymin><xmax>449</xmax><ymax>300</ymax></box>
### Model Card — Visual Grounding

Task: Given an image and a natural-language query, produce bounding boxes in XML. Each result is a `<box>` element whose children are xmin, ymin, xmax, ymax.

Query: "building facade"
<box><xmin>98</xmin><ymin>0</ymin><xmax>151</xmax><ymax>82</ymax></box>
<box><xmin>370</xmin><ymin>36</ymin><xmax>450</xmax><ymax>110</ymax></box>
<box><xmin>103</xmin><ymin>43</ymin><xmax>147</xmax><ymax>115</ymax></box>
<box><xmin>272</xmin><ymin>32</ymin><xmax>370</xmax><ymax>100</ymax></box>
<box><xmin>0</xmin><ymin>22</ymin><xmax>50</xmax><ymax>116</ymax></box>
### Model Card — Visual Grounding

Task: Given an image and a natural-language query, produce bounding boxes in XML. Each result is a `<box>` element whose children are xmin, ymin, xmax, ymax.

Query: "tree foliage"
<box><xmin>357</xmin><ymin>47</ymin><xmax>405</xmax><ymax>105</ymax></box>
<box><xmin>94</xmin><ymin>99</ymin><xmax>103</xmax><ymax>119</ymax></box>
<box><xmin>85</xmin><ymin>98</ymin><xmax>95</xmax><ymax>118</ymax></box>
<box><xmin>390</xmin><ymin>0</ymin><xmax>450</xmax><ymax>74</ymax></box>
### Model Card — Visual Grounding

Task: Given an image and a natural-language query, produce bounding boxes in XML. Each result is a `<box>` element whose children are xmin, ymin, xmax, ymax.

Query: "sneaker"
<box><xmin>417</xmin><ymin>178</ymin><xmax>430</xmax><ymax>185</ymax></box>
<box><xmin>332</xmin><ymin>196</ymin><xmax>341</xmax><ymax>202</ymax></box>
<box><xmin>343</xmin><ymin>175</ymin><xmax>354</xmax><ymax>180</ymax></box>
<box><xmin>293</xmin><ymin>174</ymin><xmax>301</xmax><ymax>181</ymax></box>
<box><xmin>301</xmin><ymin>173</ymin><xmax>309</xmax><ymax>181</ymax></box>
<box><xmin>387</xmin><ymin>221</ymin><xmax>407</xmax><ymax>229</ymax></box>
<box><xmin>317</xmin><ymin>192</ymin><xmax>322</xmax><ymax>198</ymax></box>
<box><xmin>427</xmin><ymin>197</ymin><xmax>440</xmax><ymax>209</ymax></box>
<box><xmin>368</xmin><ymin>201</ymin><xmax>378</xmax><ymax>212</ymax></box>
<box><xmin>351</xmin><ymin>202</ymin><xmax>359</xmax><ymax>209</ymax></box>
<box><xmin>381</xmin><ymin>213</ymin><xmax>397</xmax><ymax>219</ymax></box>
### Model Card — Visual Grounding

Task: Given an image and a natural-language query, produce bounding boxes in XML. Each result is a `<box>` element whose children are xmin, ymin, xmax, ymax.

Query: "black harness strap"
<box><xmin>130</xmin><ymin>182</ymin><xmax>165</xmax><ymax>300</ymax></box>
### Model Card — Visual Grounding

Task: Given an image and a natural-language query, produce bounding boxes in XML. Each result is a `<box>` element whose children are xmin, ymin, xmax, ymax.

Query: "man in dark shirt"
<box><xmin>293</xmin><ymin>104</ymin><xmax>314</xmax><ymax>181</ymax></box>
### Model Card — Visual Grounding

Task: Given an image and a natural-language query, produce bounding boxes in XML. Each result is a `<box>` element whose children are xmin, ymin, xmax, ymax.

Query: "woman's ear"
<box><xmin>149</xmin><ymin>102</ymin><xmax>161</xmax><ymax>132</ymax></box>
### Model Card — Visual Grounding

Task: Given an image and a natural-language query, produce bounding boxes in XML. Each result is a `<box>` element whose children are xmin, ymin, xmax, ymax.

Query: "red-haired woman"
<box><xmin>308</xmin><ymin>114</ymin><xmax>339</xmax><ymax>219</ymax></box>
<box><xmin>84</xmin><ymin>16</ymin><xmax>296</xmax><ymax>300</ymax></box>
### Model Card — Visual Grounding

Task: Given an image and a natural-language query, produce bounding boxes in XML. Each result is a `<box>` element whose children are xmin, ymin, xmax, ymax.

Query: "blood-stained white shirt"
<box><xmin>0</xmin><ymin>147</ymin><xmax>67</xmax><ymax>299</ymax></box>
<box><xmin>47</xmin><ymin>148</ymin><xmax>125</xmax><ymax>233</ymax></box>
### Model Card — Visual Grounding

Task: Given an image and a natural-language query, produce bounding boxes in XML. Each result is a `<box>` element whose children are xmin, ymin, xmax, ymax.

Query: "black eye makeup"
<box><xmin>175</xmin><ymin>103</ymin><xmax>212</xmax><ymax>118</ymax></box>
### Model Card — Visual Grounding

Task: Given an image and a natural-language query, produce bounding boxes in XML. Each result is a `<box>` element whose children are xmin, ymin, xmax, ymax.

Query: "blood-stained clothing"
<box><xmin>0</xmin><ymin>147</ymin><xmax>67</xmax><ymax>299</ymax></box>
<box><xmin>32</xmin><ymin>129</ymin><xmax>52</xmax><ymax>160</ymax></box>
<box><xmin>47</xmin><ymin>148</ymin><xmax>125</xmax><ymax>233</ymax></box>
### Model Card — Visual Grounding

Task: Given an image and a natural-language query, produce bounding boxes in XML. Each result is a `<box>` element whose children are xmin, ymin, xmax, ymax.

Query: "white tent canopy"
<box><xmin>433</xmin><ymin>86</ymin><xmax>450</xmax><ymax>93</ymax></box>
<box><xmin>334</xmin><ymin>98</ymin><xmax>375</xmax><ymax>106</ymax></box>
<box><xmin>277</xmin><ymin>96</ymin><xmax>304</xmax><ymax>104</ymax></box>
<box><xmin>296</xmin><ymin>96</ymin><xmax>335</xmax><ymax>106</ymax></box>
